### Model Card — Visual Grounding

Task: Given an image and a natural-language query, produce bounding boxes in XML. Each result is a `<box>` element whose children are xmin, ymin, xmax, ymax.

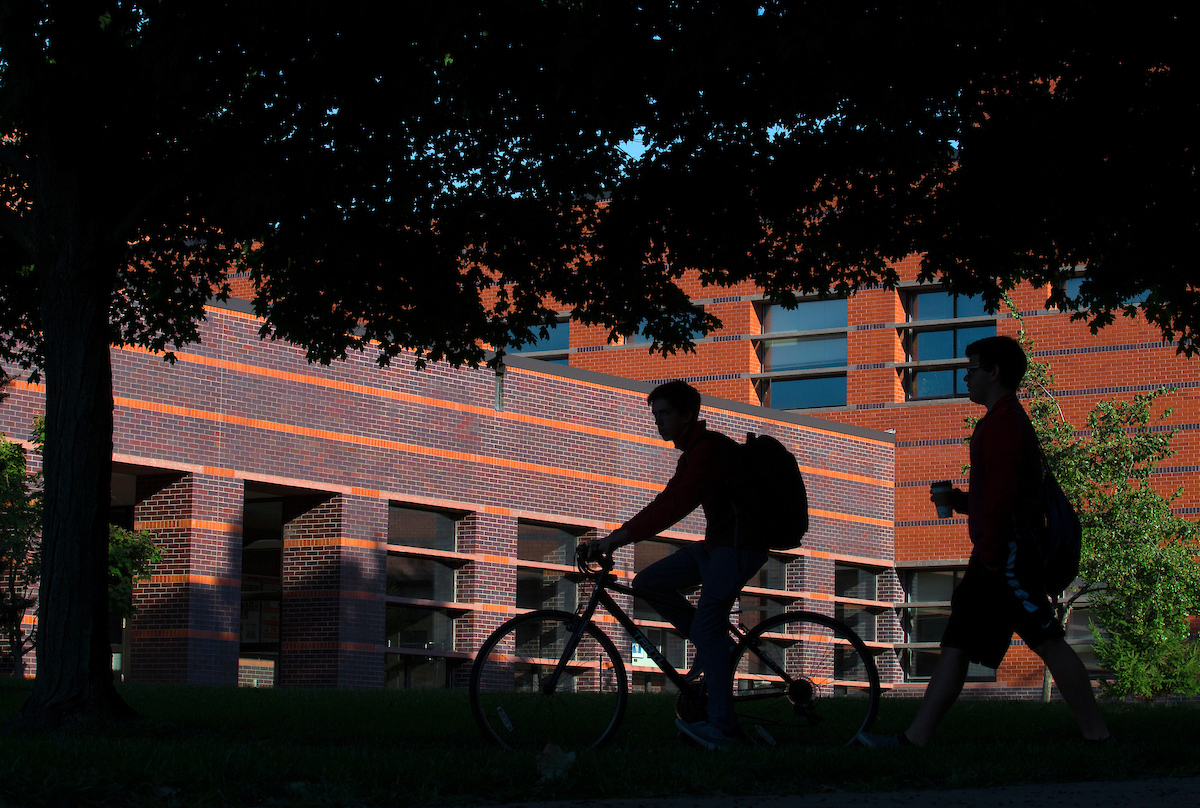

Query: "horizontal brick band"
<box><xmin>282</xmin><ymin>537</ymin><xmax>387</xmax><ymax>550</ymax></box>
<box><xmin>130</xmin><ymin>628</ymin><xmax>239</xmax><ymax>642</ymax></box>
<box><xmin>145</xmin><ymin>574</ymin><xmax>240</xmax><ymax>588</ymax></box>
<box><xmin>134</xmin><ymin>519</ymin><xmax>240</xmax><ymax>533</ymax></box>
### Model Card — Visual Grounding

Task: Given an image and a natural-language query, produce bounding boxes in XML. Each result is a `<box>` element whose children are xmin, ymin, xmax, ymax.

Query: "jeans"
<box><xmin>632</xmin><ymin>543</ymin><xmax>768</xmax><ymax>733</ymax></box>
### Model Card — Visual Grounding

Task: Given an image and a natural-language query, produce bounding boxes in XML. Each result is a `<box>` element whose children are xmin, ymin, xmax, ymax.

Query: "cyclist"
<box><xmin>587</xmin><ymin>380</ymin><xmax>767</xmax><ymax>750</ymax></box>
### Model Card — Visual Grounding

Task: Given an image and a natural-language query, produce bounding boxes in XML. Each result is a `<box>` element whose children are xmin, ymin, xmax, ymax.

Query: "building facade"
<box><xmin>514</xmin><ymin>260</ymin><xmax>1199</xmax><ymax>697</ymax></box>
<box><xmin>0</xmin><ymin>299</ymin><xmax>897</xmax><ymax>692</ymax></box>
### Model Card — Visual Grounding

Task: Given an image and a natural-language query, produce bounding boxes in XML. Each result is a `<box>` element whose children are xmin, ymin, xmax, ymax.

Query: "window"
<box><xmin>1065</xmin><ymin>606</ymin><xmax>1102</xmax><ymax>674</ymax></box>
<box><xmin>757</xmin><ymin>298</ymin><xmax>848</xmax><ymax>410</ymax></box>
<box><xmin>1055</xmin><ymin>275</ymin><xmax>1148</xmax><ymax>311</ymax></box>
<box><xmin>627</xmin><ymin>307</ymin><xmax>706</xmax><ymax>344</ymax></box>
<box><xmin>739</xmin><ymin>555</ymin><xmax>791</xmax><ymax>629</ymax></box>
<box><xmin>516</xmin><ymin>522</ymin><xmax>580</xmax><ymax>611</ymax></box>
<box><xmin>631</xmin><ymin>540</ymin><xmax>687</xmax><ymax>670</ymax></box>
<box><xmin>901</xmin><ymin>569</ymin><xmax>995</xmax><ymax>681</ymax></box>
<box><xmin>835</xmin><ymin>564</ymin><xmax>878</xmax><ymax>643</ymax></box>
<box><xmin>511</xmin><ymin>318</ymin><xmax>569</xmax><ymax>364</ymax></box>
<box><xmin>904</xmin><ymin>291</ymin><xmax>996</xmax><ymax>400</ymax></box>
<box><xmin>385</xmin><ymin>505</ymin><xmax>464</xmax><ymax>688</ymax></box>
<box><xmin>241</xmin><ymin>496</ymin><xmax>283</xmax><ymax>656</ymax></box>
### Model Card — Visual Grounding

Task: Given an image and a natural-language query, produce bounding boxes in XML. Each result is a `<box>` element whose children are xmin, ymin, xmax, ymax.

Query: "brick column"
<box><xmin>454</xmin><ymin>510</ymin><xmax>518</xmax><ymax>678</ymax></box>
<box><xmin>130</xmin><ymin>472</ymin><xmax>243</xmax><ymax>684</ymax></box>
<box><xmin>279</xmin><ymin>493</ymin><xmax>387</xmax><ymax>688</ymax></box>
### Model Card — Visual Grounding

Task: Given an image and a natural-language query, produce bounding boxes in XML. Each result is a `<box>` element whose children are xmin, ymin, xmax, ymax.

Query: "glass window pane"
<box><xmin>764</xmin><ymin>299</ymin><xmax>847</xmax><ymax>333</ymax></box>
<box><xmin>1063</xmin><ymin>277</ymin><xmax>1084</xmax><ymax>300</ymax></box>
<box><xmin>763</xmin><ymin>335</ymin><xmax>847</xmax><ymax>371</ymax></box>
<box><xmin>515</xmin><ymin>320</ymin><xmax>568</xmax><ymax>353</ymax></box>
<box><xmin>955</xmin><ymin>294</ymin><xmax>989</xmax><ymax>318</ymax></box>
<box><xmin>516</xmin><ymin>568</ymin><xmax>577</xmax><ymax>611</ymax></box>
<box><xmin>517</xmin><ymin>523</ymin><xmax>578</xmax><ymax>564</ymax></box>
<box><xmin>911</xmin><ymin>370</ymin><xmax>954</xmax><ymax>398</ymax></box>
<box><xmin>385</xmin><ymin>604</ymin><xmax>455</xmax><ymax>652</ymax></box>
<box><xmin>908</xmin><ymin>570</ymin><xmax>959</xmax><ymax>602</ymax></box>
<box><xmin>955</xmin><ymin>325</ymin><xmax>997</xmax><ymax>358</ymax></box>
<box><xmin>911</xmin><ymin>292</ymin><xmax>954</xmax><ymax>321</ymax></box>
<box><xmin>386</xmin><ymin>555</ymin><xmax>455</xmax><ymax>601</ymax></box>
<box><xmin>835</xmin><ymin>565</ymin><xmax>877</xmax><ymax>600</ymax></box>
<box><xmin>769</xmin><ymin>376</ymin><xmax>847</xmax><ymax>409</ymax></box>
<box><xmin>389</xmin><ymin>505</ymin><xmax>456</xmax><ymax>551</ymax></box>
<box><xmin>912</xmin><ymin>330</ymin><xmax>954</xmax><ymax>361</ymax></box>
<box><xmin>836</xmin><ymin>605</ymin><xmax>876</xmax><ymax>643</ymax></box>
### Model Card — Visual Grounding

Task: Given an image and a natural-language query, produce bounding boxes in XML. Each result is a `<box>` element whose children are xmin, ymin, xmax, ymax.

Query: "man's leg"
<box><xmin>690</xmin><ymin>546</ymin><xmax>767</xmax><ymax>735</ymax></box>
<box><xmin>1033</xmin><ymin>636</ymin><xmax>1110</xmax><ymax>741</ymax></box>
<box><xmin>903</xmin><ymin>646</ymin><xmax>971</xmax><ymax>746</ymax></box>
<box><xmin>631</xmin><ymin>544</ymin><xmax>704</xmax><ymax>639</ymax></box>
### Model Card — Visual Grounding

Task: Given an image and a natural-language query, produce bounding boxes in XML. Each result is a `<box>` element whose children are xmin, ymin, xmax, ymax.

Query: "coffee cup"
<box><xmin>931</xmin><ymin>480</ymin><xmax>954</xmax><ymax>519</ymax></box>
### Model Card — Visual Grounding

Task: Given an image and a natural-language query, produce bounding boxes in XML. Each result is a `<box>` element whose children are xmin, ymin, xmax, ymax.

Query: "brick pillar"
<box><xmin>130</xmin><ymin>472</ymin><xmax>243</xmax><ymax>684</ymax></box>
<box><xmin>279</xmin><ymin>493</ymin><xmax>387</xmax><ymax>688</ymax></box>
<box><xmin>799</xmin><ymin>554</ymin><xmax>835</xmax><ymax>619</ymax></box>
<box><xmin>454</xmin><ymin>510</ymin><xmax>517</xmax><ymax>681</ymax></box>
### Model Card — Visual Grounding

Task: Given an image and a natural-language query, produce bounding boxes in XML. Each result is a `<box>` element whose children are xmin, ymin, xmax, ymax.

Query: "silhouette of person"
<box><xmin>858</xmin><ymin>335</ymin><xmax>1112</xmax><ymax>747</ymax></box>
<box><xmin>588</xmin><ymin>380</ymin><xmax>768</xmax><ymax>750</ymax></box>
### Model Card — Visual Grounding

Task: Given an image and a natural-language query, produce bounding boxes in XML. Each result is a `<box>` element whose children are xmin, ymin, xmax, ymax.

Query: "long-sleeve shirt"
<box><xmin>622</xmin><ymin>421</ymin><xmax>741</xmax><ymax>548</ymax></box>
<box><xmin>967</xmin><ymin>393</ymin><xmax>1043</xmax><ymax>567</ymax></box>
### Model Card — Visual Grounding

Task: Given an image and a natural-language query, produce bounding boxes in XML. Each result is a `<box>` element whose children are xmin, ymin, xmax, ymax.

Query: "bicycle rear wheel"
<box><xmin>733</xmin><ymin>610</ymin><xmax>880</xmax><ymax>747</ymax></box>
<box><xmin>469</xmin><ymin>610</ymin><xmax>628</xmax><ymax>752</ymax></box>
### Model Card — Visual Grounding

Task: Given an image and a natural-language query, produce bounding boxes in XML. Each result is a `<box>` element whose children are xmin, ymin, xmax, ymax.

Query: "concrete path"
<box><xmin>496</xmin><ymin>776</ymin><xmax>1200</xmax><ymax>808</ymax></box>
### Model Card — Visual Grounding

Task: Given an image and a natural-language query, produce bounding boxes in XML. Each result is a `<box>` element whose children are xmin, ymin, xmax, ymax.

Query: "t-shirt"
<box><xmin>622</xmin><ymin>420</ymin><xmax>741</xmax><ymax>548</ymax></box>
<box><xmin>967</xmin><ymin>393</ymin><xmax>1043</xmax><ymax>567</ymax></box>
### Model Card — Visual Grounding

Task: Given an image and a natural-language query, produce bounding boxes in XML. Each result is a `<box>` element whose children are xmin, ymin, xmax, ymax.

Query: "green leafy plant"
<box><xmin>0</xmin><ymin>418</ymin><xmax>42</xmax><ymax>677</ymax></box>
<box><xmin>1009</xmin><ymin>300</ymin><xmax>1200</xmax><ymax>700</ymax></box>
<box><xmin>107</xmin><ymin>526</ymin><xmax>162</xmax><ymax>622</ymax></box>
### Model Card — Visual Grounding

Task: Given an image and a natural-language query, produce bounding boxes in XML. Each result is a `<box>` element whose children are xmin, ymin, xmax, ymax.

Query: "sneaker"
<box><xmin>855</xmin><ymin>730</ymin><xmax>912</xmax><ymax>748</ymax></box>
<box><xmin>675</xmin><ymin>719</ymin><xmax>735</xmax><ymax>751</ymax></box>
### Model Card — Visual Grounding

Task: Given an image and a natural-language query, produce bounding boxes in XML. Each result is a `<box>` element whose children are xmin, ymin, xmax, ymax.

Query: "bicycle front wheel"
<box><xmin>733</xmin><ymin>610</ymin><xmax>880</xmax><ymax>747</ymax></box>
<box><xmin>469</xmin><ymin>609</ymin><xmax>628</xmax><ymax>752</ymax></box>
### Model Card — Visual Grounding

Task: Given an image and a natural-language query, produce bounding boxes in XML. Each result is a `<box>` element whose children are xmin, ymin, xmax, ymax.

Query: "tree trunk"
<box><xmin>3</xmin><ymin>149</ymin><xmax>134</xmax><ymax>728</ymax></box>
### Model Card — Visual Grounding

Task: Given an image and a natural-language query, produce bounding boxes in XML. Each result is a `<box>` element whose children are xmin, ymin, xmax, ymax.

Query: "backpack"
<box><xmin>732</xmin><ymin>432</ymin><xmax>809</xmax><ymax>550</ymax></box>
<box><xmin>1037</xmin><ymin>451</ymin><xmax>1083</xmax><ymax>593</ymax></box>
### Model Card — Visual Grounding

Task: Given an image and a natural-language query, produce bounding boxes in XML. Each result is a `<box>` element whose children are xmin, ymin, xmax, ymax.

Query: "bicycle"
<box><xmin>469</xmin><ymin>544</ymin><xmax>881</xmax><ymax>751</ymax></box>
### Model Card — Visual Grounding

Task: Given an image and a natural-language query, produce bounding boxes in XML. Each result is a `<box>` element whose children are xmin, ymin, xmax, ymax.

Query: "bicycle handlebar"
<box><xmin>575</xmin><ymin>542</ymin><xmax>614</xmax><ymax>576</ymax></box>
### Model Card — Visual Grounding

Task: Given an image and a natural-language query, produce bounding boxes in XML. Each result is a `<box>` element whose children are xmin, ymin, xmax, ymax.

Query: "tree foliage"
<box><xmin>1</xmin><ymin>1</ymin><xmax>1197</xmax><ymax>722</ymax></box>
<box><xmin>0</xmin><ymin>418</ymin><xmax>41</xmax><ymax>676</ymax></box>
<box><xmin>106</xmin><ymin>525</ymin><xmax>161</xmax><ymax>622</ymax></box>
<box><xmin>1013</xmin><ymin>308</ymin><xmax>1200</xmax><ymax>700</ymax></box>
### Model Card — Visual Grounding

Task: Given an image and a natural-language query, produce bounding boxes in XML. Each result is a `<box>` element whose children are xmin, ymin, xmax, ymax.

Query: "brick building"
<box><xmin>0</xmin><ymin>298</ymin><xmax>897</xmax><ymax>692</ymax></box>
<box><xmin>515</xmin><ymin>260</ymin><xmax>1199</xmax><ymax>697</ymax></box>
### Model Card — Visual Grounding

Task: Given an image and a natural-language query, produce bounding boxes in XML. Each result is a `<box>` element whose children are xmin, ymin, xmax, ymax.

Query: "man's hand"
<box><xmin>929</xmin><ymin>487</ymin><xmax>969</xmax><ymax>514</ymax></box>
<box><xmin>587</xmin><ymin>528</ymin><xmax>629</xmax><ymax>561</ymax></box>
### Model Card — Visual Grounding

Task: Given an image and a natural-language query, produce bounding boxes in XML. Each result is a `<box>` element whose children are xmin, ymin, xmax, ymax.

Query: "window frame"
<box><xmin>753</xmin><ymin>297</ymin><xmax>850</xmax><ymax>411</ymax></box>
<box><xmin>899</xmin><ymin>290</ymin><xmax>998</xmax><ymax>401</ymax></box>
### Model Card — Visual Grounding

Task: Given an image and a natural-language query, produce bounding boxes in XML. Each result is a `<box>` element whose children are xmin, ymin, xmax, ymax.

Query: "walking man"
<box><xmin>857</xmin><ymin>336</ymin><xmax>1112</xmax><ymax>746</ymax></box>
<box><xmin>587</xmin><ymin>380</ymin><xmax>768</xmax><ymax>750</ymax></box>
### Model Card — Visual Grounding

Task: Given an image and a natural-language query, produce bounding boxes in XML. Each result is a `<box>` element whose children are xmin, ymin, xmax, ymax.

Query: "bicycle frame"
<box><xmin>546</xmin><ymin>556</ymin><xmax>790</xmax><ymax>698</ymax></box>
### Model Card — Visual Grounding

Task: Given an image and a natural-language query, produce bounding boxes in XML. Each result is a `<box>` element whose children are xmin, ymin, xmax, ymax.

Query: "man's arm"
<box><xmin>590</xmin><ymin>436</ymin><xmax>723</xmax><ymax>557</ymax></box>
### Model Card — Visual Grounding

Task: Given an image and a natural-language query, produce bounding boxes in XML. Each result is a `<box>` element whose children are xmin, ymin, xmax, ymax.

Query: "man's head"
<box><xmin>963</xmin><ymin>335</ymin><xmax>1027</xmax><ymax>404</ymax></box>
<box><xmin>646</xmin><ymin>380</ymin><xmax>701</xmax><ymax>443</ymax></box>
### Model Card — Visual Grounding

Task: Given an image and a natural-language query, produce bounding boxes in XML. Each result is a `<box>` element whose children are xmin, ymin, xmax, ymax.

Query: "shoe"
<box><xmin>855</xmin><ymin>730</ymin><xmax>913</xmax><ymax>748</ymax></box>
<box><xmin>675</xmin><ymin>719</ymin><xmax>735</xmax><ymax>751</ymax></box>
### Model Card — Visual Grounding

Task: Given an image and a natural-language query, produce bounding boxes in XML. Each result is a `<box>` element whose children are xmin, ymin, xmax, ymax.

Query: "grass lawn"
<box><xmin>1</xmin><ymin>676</ymin><xmax>1197</xmax><ymax>807</ymax></box>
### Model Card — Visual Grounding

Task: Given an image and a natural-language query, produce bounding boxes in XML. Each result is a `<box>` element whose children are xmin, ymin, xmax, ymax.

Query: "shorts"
<box><xmin>940</xmin><ymin>544</ymin><xmax>1065</xmax><ymax>669</ymax></box>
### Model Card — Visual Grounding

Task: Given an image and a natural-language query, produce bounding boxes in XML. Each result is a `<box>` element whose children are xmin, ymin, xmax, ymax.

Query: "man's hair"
<box><xmin>964</xmin><ymin>335</ymin><xmax>1027</xmax><ymax>389</ymax></box>
<box><xmin>647</xmin><ymin>380</ymin><xmax>701</xmax><ymax>418</ymax></box>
